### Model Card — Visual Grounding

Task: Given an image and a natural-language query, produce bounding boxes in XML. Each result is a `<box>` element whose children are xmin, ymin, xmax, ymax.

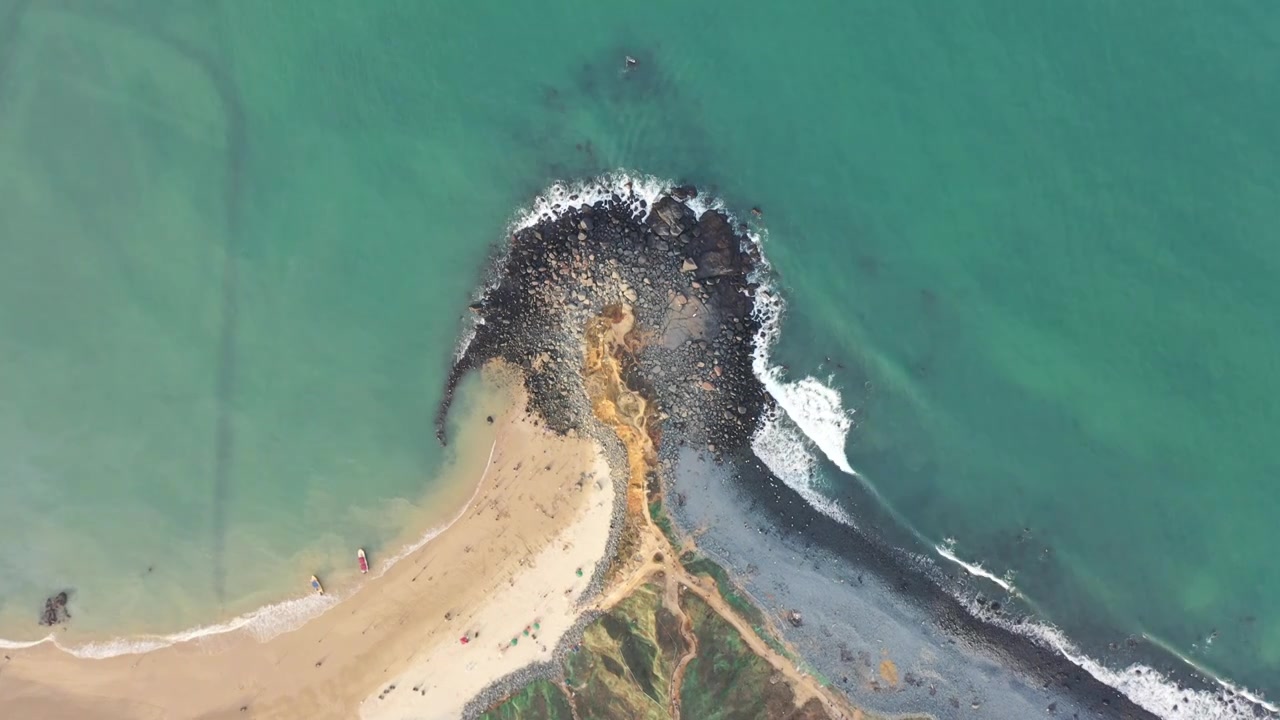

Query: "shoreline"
<box><xmin>0</xmin><ymin>366</ymin><xmax>625</xmax><ymax>720</ymax></box>
<box><xmin>0</xmin><ymin>376</ymin><xmax>512</xmax><ymax>660</ymax></box>
<box><xmin>441</xmin><ymin>173</ymin><xmax>1276</xmax><ymax>719</ymax></box>
<box><xmin>0</xmin><ymin>443</ymin><xmax>494</xmax><ymax>660</ymax></box>
<box><xmin>6</xmin><ymin>172</ymin><xmax>1274</xmax><ymax>720</ymax></box>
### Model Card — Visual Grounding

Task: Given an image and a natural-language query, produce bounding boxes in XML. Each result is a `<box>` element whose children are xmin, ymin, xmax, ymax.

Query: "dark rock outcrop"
<box><xmin>647</xmin><ymin>196</ymin><xmax>697</xmax><ymax>238</ymax></box>
<box><xmin>40</xmin><ymin>591</ymin><xmax>71</xmax><ymax>627</ymax></box>
<box><xmin>436</xmin><ymin>186</ymin><xmax>766</xmax><ymax>467</ymax></box>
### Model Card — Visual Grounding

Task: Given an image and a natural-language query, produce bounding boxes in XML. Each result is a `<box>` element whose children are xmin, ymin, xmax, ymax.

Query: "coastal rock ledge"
<box><xmin>436</xmin><ymin>187</ymin><xmax>767</xmax><ymax>464</ymax></box>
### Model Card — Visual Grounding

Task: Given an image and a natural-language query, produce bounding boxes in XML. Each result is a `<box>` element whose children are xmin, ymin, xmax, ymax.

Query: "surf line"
<box><xmin>376</xmin><ymin>437</ymin><xmax>499</xmax><ymax>576</ymax></box>
<box><xmin>0</xmin><ymin>439</ymin><xmax>503</xmax><ymax>658</ymax></box>
<box><xmin>934</xmin><ymin>539</ymin><xmax>1015</xmax><ymax>593</ymax></box>
<box><xmin>1142</xmin><ymin>630</ymin><xmax>1280</xmax><ymax>714</ymax></box>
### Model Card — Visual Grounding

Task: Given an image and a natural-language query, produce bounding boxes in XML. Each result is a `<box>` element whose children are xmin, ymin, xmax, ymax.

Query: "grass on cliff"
<box><xmin>679</xmin><ymin>593</ymin><xmax>832</xmax><ymax>720</ymax></box>
<box><xmin>683</xmin><ymin>555</ymin><xmax>766</xmax><ymax>629</ymax></box>
<box><xmin>648</xmin><ymin>498</ymin><xmax>682</xmax><ymax>550</ymax></box>
<box><xmin>563</xmin><ymin>582</ymin><xmax>687</xmax><ymax>720</ymax></box>
<box><xmin>681</xmin><ymin>553</ymin><xmax>799</xmax><ymax>663</ymax></box>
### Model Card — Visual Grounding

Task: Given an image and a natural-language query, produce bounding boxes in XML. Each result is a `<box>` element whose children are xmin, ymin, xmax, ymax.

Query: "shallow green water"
<box><xmin>0</xmin><ymin>0</ymin><xmax>1277</xmax><ymax>704</ymax></box>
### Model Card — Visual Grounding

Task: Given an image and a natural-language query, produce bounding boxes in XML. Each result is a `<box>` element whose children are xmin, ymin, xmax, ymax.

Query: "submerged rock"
<box><xmin>40</xmin><ymin>591</ymin><xmax>71</xmax><ymax>627</ymax></box>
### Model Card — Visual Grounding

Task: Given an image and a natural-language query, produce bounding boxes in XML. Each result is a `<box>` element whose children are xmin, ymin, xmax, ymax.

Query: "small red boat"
<box><xmin>357</xmin><ymin>548</ymin><xmax>369</xmax><ymax>574</ymax></box>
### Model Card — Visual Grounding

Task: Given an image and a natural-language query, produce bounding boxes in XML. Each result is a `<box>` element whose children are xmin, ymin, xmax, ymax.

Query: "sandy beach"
<box><xmin>0</xmin><ymin>369</ymin><xmax>618</xmax><ymax>720</ymax></box>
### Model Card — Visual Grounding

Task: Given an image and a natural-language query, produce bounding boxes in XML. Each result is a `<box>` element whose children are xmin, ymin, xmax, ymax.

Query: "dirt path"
<box><xmin>582</xmin><ymin>304</ymin><xmax>857</xmax><ymax>720</ymax></box>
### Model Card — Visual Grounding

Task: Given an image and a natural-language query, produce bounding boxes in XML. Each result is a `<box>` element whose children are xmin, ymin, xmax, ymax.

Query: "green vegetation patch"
<box><xmin>683</xmin><ymin>556</ymin><xmax>766</xmax><ymax>628</ymax></box>
<box><xmin>648</xmin><ymin>498</ymin><xmax>682</xmax><ymax>550</ymax></box>
<box><xmin>478</xmin><ymin>678</ymin><xmax>574</xmax><ymax>720</ymax></box>
<box><xmin>678</xmin><ymin>594</ymin><xmax>830</xmax><ymax>720</ymax></box>
<box><xmin>758</xmin><ymin>626</ymin><xmax>795</xmax><ymax>663</ymax></box>
<box><xmin>564</xmin><ymin>583</ymin><xmax>687</xmax><ymax>719</ymax></box>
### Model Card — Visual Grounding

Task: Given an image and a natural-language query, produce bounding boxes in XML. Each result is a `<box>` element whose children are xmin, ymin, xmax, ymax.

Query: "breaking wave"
<box><xmin>0</xmin><ymin>443</ymin><xmax>499</xmax><ymax>660</ymax></box>
<box><xmin>935</xmin><ymin>537</ymin><xmax>1016</xmax><ymax>593</ymax></box>
<box><xmin>724</xmin><ymin>176</ymin><xmax>1274</xmax><ymax>718</ymax></box>
<box><xmin>983</xmin><ymin>607</ymin><xmax>1279</xmax><ymax>720</ymax></box>
<box><xmin>750</xmin><ymin>404</ymin><xmax>854</xmax><ymax>524</ymax></box>
<box><xmin>0</xmin><ymin>592</ymin><xmax>339</xmax><ymax>659</ymax></box>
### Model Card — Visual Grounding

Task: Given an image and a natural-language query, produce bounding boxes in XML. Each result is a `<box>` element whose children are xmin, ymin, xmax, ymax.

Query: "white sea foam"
<box><xmin>0</xmin><ymin>591</ymin><xmax>340</xmax><ymax>659</ymax></box>
<box><xmin>748</xmin><ymin>286</ymin><xmax>860</xmax><ymax>478</ymax></box>
<box><xmin>935</xmin><ymin>537</ymin><xmax>1015</xmax><ymax>593</ymax></box>
<box><xmin>509</xmin><ymin>171</ymin><xmax>720</xmax><ymax>233</ymax></box>
<box><xmin>0</xmin><ymin>636</ymin><xmax>46</xmax><ymax>650</ymax></box>
<box><xmin>454</xmin><ymin>319</ymin><xmax>482</xmax><ymax>363</ymax></box>
<box><xmin>750</xmin><ymin>406</ymin><xmax>854</xmax><ymax>525</ymax></box>
<box><xmin>745</xmin><ymin>257</ymin><xmax>878</xmax><ymax>526</ymax></box>
<box><xmin>985</xmin><ymin>609</ymin><xmax>1278</xmax><ymax>720</ymax></box>
<box><xmin>0</xmin><ymin>441</ymin><xmax>501</xmax><ymax>660</ymax></box>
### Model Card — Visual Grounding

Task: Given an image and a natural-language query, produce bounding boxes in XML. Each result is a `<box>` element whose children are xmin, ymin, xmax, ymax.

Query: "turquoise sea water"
<box><xmin>1</xmin><ymin>0</ymin><xmax>1277</xmax><ymax>711</ymax></box>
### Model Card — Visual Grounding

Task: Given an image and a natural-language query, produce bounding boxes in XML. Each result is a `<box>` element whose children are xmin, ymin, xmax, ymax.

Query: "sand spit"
<box><xmin>0</xmin><ymin>369</ymin><xmax>621</xmax><ymax>720</ymax></box>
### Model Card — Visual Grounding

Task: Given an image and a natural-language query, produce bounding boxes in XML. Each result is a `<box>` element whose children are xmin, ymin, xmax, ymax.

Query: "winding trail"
<box><xmin>580</xmin><ymin>303</ymin><xmax>858</xmax><ymax>720</ymax></box>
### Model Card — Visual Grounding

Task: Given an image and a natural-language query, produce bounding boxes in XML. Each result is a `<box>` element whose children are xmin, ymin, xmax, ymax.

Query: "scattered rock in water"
<box><xmin>787</xmin><ymin>609</ymin><xmax>804</xmax><ymax>627</ymax></box>
<box><xmin>39</xmin><ymin>591</ymin><xmax>71</xmax><ymax>627</ymax></box>
<box><xmin>670</xmin><ymin>184</ymin><xmax>697</xmax><ymax>201</ymax></box>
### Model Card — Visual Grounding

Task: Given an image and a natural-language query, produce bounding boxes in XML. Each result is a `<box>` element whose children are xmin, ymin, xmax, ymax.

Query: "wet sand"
<box><xmin>0</xmin><ymin>369</ymin><xmax>619</xmax><ymax>720</ymax></box>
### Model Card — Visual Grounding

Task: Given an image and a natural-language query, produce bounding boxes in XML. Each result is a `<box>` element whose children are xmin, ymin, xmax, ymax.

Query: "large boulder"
<box><xmin>648</xmin><ymin>196</ymin><xmax>696</xmax><ymax>237</ymax></box>
<box><xmin>686</xmin><ymin>210</ymin><xmax>735</xmax><ymax>255</ymax></box>
<box><xmin>694</xmin><ymin>249</ymin><xmax>743</xmax><ymax>279</ymax></box>
<box><xmin>670</xmin><ymin>184</ymin><xmax>698</xmax><ymax>201</ymax></box>
<box><xmin>687</xmin><ymin>211</ymin><xmax>745</xmax><ymax>278</ymax></box>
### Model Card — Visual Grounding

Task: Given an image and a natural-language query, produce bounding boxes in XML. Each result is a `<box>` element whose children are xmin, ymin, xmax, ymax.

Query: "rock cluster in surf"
<box><xmin>436</xmin><ymin>185</ymin><xmax>767</xmax><ymax>465</ymax></box>
<box><xmin>39</xmin><ymin>591</ymin><xmax>71</xmax><ymax>627</ymax></box>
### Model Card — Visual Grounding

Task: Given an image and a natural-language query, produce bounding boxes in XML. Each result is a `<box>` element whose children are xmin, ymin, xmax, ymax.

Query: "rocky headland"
<box><xmin>437</xmin><ymin>183</ymin><xmax>765</xmax><ymax>462</ymax></box>
<box><xmin>437</xmin><ymin>180</ymin><xmax>1173</xmax><ymax>719</ymax></box>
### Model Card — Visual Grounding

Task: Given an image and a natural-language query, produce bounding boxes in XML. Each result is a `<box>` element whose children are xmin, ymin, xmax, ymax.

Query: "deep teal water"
<box><xmin>0</xmin><ymin>0</ymin><xmax>1276</xmax><ymax>709</ymax></box>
